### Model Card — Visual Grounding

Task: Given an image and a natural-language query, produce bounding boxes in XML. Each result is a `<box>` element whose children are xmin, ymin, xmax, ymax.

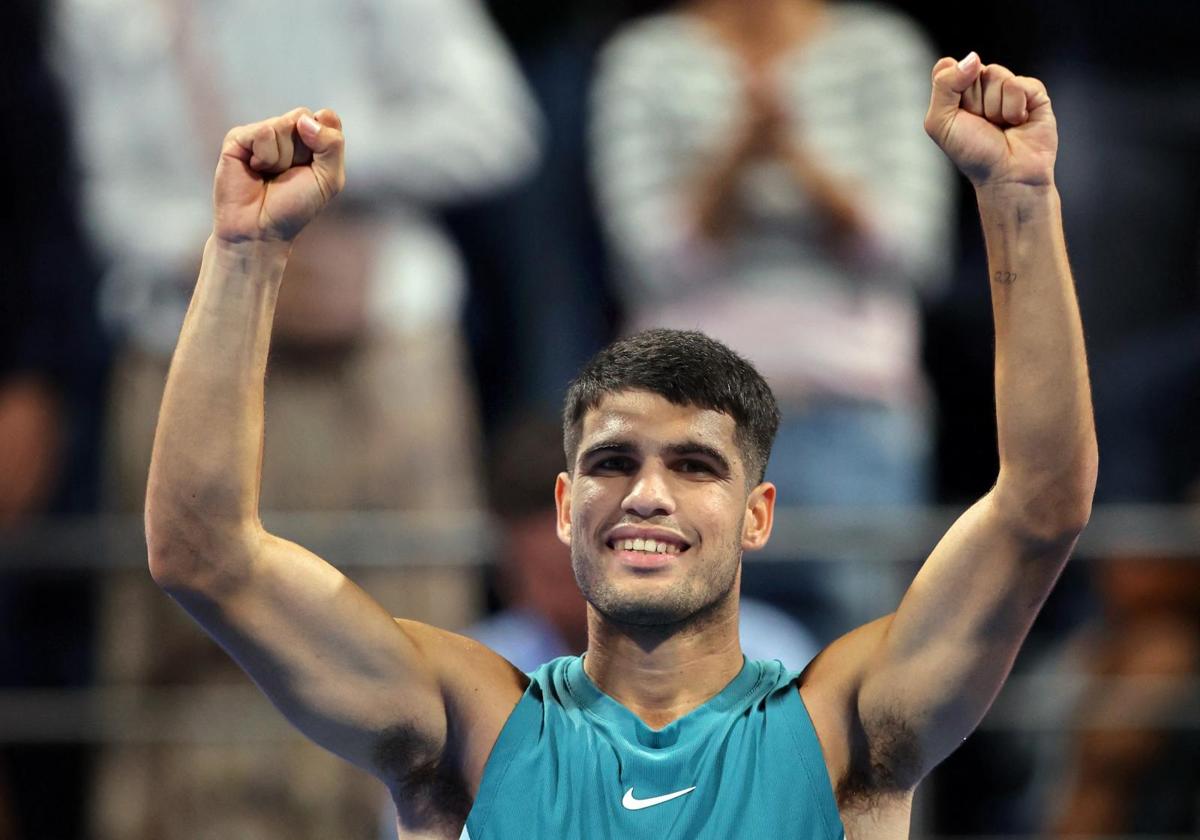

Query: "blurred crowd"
<box><xmin>2</xmin><ymin>0</ymin><xmax>1198</xmax><ymax>837</ymax></box>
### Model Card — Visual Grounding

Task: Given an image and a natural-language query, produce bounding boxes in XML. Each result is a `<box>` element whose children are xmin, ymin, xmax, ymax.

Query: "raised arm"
<box><xmin>144</xmin><ymin>109</ymin><xmax>524</xmax><ymax>795</ymax></box>
<box><xmin>801</xmin><ymin>53</ymin><xmax>1097</xmax><ymax>801</ymax></box>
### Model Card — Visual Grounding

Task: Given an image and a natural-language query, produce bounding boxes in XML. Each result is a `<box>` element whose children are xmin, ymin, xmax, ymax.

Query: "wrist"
<box><xmin>206</xmin><ymin>234</ymin><xmax>293</xmax><ymax>273</ymax></box>
<box><xmin>974</xmin><ymin>179</ymin><xmax>1057</xmax><ymax>204</ymax></box>
<box><xmin>974</xmin><ymin>182</ymin><xmax>1061</xmax><ymax>224</ymax></box>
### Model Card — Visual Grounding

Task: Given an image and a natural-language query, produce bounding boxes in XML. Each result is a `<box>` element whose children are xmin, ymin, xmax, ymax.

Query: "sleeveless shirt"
<box><xmin>464</xmin><ymin>655</ymin><xmax>845</xmax><ymax>838</ymax></box>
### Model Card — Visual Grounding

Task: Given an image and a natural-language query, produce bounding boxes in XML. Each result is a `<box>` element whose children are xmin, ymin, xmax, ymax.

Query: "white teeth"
<box><xmin>613</xmin><ymin>537</ymin><xmax>682</xmax><ymax>555</ymax></box>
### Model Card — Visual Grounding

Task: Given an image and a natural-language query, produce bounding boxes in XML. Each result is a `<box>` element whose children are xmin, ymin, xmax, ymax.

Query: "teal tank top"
<box><xmin>465</xmin><ymin>655</ymin><xmax>844</xmax><ymax>839</ymax></box>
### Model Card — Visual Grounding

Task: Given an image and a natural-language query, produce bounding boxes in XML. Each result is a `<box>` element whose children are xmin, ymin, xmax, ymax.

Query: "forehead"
<box><xmin>577</xmin><ymin>390</ymin><xmax>739</xmax><ymax>456</ymax></box>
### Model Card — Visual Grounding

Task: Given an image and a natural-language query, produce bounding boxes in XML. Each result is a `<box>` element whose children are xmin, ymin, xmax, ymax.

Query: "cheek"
<box><xmin>687</xmin><ymin>491</ymin><xmax>744</xmax><ymax>542</ymax></box>
<box><xmin>570</xmin><ymin>482</ymin><xmax>612</xmax><ymax>533</ymax></box>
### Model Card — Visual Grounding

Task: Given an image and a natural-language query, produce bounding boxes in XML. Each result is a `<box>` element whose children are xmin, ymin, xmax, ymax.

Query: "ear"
<box><xmin>554</xmin><ymin>471</ymin><xmax>573</xmax><ymax>547</ymax></box>
<box><xmin>741</xmin><ymin>481</ymin><xmax>776</xmax><ymax>551</ymax></box>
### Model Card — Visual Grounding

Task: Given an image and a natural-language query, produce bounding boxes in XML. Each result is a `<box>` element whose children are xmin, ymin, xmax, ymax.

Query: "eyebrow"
<box><xmin>578</xmin><ymin>438</ymin><xmax>732</xmax><ymax>475</ymax></box>
<box><xmin>578</xmin><ymin>440</ymin><xmax>635</xmax><ymax>465</ymax></box>
<box><xmin>664</xmin><ymin>442</ymin><xmax>732</xmax><ymax>475</ymax></box>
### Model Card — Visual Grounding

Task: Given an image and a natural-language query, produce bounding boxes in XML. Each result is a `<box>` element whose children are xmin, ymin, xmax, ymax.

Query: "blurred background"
<box><xmin>2</xmin><ymin>0</ymin><xmax>1198</xmax><ymax>836</ymax></box>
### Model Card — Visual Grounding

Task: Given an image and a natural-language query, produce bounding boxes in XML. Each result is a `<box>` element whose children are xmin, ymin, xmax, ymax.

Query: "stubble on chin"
<box><xmin>570</xmin><ymin>536</ymin><xmax>740</xmax><ymax>629</ymax></box>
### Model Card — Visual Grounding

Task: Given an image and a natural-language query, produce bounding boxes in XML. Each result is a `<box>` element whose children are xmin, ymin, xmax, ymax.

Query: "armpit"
<box><xmin>376</xmin><ymin>723</ymin><xmax>471</xmax><ymax>834</ymax></box>
<box><xmin>836</xmin><ymin>707</ymin><xmax>923</xmax><ymax>811</ymax></box>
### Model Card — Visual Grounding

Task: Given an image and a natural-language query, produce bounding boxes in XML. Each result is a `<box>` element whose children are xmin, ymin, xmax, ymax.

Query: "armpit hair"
<box><xmin>836</xmin><ymin>707</ymin><xmax>923</xmax><ymax>812</ymax></box>
<box><xmin>374</xmin><ymin>722</ymin><xmax>471</xmax><ymax>834</ymax></box>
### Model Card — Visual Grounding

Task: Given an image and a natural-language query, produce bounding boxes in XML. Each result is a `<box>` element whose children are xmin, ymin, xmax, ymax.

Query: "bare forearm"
<box><xmin>146</xmin><ymin>236</ymin><xmax>290</xmax><ymax>574</ymax></box>
<box><xmin>979</xmin><ymin>184</ymin><xmax>1096</xmax><ymax>531</ymax></box>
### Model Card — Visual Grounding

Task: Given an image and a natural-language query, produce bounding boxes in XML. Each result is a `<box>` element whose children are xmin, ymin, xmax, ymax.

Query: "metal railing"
<box><xmin>2</xmin><ymin>505</ymin><xmax>1198</xmax><ymax>835</ymax></box>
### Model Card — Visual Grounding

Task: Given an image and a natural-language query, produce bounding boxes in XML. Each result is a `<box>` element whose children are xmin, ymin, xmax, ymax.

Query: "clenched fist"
<box><xmin>212</xmin><ymin>107</ymin><xmax>346</xmax><ymax>243</ymax></box>
<box><xmin>924</xmin><ymin>53</ymin><xmax>1056</xmax><ymax>189</ymax></box>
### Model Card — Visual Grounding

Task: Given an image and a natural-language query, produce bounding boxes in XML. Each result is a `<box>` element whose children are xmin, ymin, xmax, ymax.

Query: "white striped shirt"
<box><xmin>591</xmin><ymin>3</ymin><xmax>954</xmax><ymax>405</ymax></box>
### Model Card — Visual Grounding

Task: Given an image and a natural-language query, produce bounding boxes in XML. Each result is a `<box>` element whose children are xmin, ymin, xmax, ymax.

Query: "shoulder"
<box><xmin>602</xmin><ymin>12</ymin><xmax>694</xmax><ymax>55</ymax></box>
<box><xmin>819</xmin><ymin>3</ymin><xmax>936</xmax><ymax>65</ymax></box>
<box><xmin>596</xmin><ymin>13</ymin><xmax>711</xmax><ymax>83</ymax></box>
<box><xmin>396</xmin><ymin>618</ymin><xmax>530</xmax><ymax>699</ymax></box>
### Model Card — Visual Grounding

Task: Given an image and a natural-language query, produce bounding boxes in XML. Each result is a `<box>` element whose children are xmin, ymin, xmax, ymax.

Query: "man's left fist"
<box><xmin>924</xmin><ymin>52</ymin><xmax>1057</xmax><ymax>189</ymax></box>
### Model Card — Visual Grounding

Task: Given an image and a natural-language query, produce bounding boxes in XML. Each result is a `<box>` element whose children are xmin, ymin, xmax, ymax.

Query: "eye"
<box><xmin>676</xmin><ymin>459</ymin><xmax>714</xmax><ymax>474</ymax></box>
<box><xmin>590</xmin><ymin>455</ymin><xmax>635</xmax><ymax>474</ymax></box>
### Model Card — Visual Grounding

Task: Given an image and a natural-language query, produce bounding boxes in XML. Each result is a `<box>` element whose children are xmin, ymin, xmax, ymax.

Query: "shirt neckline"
<box><xmin>563</xmin><ymin>654</ymin><xmax>765</xmax><ymax>742</ymax></box>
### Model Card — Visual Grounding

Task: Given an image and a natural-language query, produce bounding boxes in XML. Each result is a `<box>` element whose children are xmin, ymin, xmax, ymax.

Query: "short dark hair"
<box><xmin>562</xmin><ymin>329</ymin><xmax>781</xmax><ymax>485</ymax></box>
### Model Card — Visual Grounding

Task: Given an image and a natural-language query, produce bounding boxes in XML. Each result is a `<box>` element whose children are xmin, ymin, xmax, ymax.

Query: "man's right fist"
<box><xmin>212</xmin><ymin>107</ymin><xmax>345</xmax><ymax>244</ymax></box>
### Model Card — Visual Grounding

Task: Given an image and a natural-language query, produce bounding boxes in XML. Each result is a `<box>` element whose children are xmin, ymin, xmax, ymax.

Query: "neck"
<box><xmin>690</xmin><ymin>0</ymin><xmax>823</xmax><ymax>27</ymax></box>
<box><xmin>687</xmin><ymin>0</ymin><xmax>826</xmax><ymax>68</ymax></box>
<box><xmin>583</xmin><ymin>590</ymin><xmax>744</xmax><ymax>729</ymax></box>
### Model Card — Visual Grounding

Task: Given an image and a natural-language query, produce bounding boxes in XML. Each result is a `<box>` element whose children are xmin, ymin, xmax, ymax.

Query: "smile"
<box><xmin>607</xmin><ymin>537</ymin><xmax>684</xmax><ymax>555</ymax></box>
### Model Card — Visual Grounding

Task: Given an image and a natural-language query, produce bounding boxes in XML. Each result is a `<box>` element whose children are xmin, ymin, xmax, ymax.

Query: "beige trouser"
<box><xmin>92</xmin><ymin>328</ymin><xmax>484</xmax><ymax>840</ymax></box>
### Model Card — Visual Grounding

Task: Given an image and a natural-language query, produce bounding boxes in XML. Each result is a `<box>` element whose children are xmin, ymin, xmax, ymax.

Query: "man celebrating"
<box><xmin>147</xmin><ymin>53</ymin><xmax>1095</xmax><ymax>838</ymax></box>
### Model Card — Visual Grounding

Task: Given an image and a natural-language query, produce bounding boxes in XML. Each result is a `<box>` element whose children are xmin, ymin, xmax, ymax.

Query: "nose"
<box><xmin>621</xmin><ymin>462</ymin><xmax>675</xmax><ymax>519</ymax></box>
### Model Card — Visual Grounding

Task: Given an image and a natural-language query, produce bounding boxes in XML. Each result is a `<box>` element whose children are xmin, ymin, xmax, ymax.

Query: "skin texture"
<box><xmin>554</xmin><ymin>391</ymin><xmax>775</xmax><ymax>728</ymax></box>
<box><xmin>560</xmin><ymin>391</ymin><xmax>764</xmax><ymax>627</ymax></box>
<box><xmin>146</xmin><ymin>53</ymin><xmax>1095</xmax><ymax>838</ymax></box>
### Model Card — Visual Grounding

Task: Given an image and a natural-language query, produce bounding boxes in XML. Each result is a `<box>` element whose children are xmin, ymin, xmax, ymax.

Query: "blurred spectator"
<box><xmin>0</xmin><ymin>1</ymin><xmax>107</xmax><ymax>838</ymax></box>
<box><xmin>52</xmin><ymin>0</ymin><xmax>541</xmax><ymax>515</ymax></box>
<box><xmin>1040</xmin><ymin>551</ymin><xmax>1200</xmax><ymax>833</ymax></box>
<box><xmin>590</xmin><ymin>0</ymin><xmax>954</xmax><ymax>638</ymax></box>
<box><xmin>0</xmin><ymin>0</ymin><xmax>107</xmax><ymax>532</ymax></box>
<box><xmin>50</xmin><ymin>0</ymin><xmax>541</xmax><ymax>837</ymax></box>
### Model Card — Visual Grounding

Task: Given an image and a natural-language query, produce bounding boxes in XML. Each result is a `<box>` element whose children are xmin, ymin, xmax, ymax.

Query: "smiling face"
<box><xmin>555</xmin><ymin>389</ymin><xmax>776</xmax><ymax>628</ymax></box>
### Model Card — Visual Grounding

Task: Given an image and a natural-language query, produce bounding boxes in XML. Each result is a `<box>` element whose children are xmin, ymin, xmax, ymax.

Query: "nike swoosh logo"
<box><xmin>621</xmin><ymin>786</ymin><xmax>696</xmax><ymax>810</ymax></box>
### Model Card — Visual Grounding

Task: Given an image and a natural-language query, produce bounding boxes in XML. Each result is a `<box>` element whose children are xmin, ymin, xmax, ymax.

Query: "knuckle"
<box><xmin>222</xmin><ymin>126</ymin><xmax>249</xmax><ymax>150</ymax></box>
